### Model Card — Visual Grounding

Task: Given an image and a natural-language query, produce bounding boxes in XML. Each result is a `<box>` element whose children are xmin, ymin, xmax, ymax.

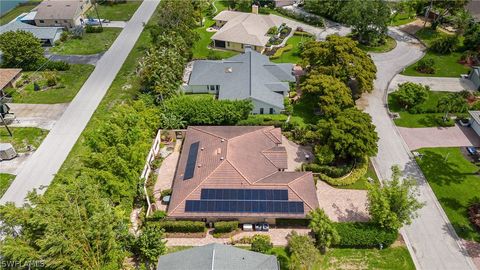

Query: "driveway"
<box><xmin>282</xmin><ymin>136</ymin><xmax>312</xmax><ymax>171</ymax></box>
<box><xmin>316</xmin><ymin>181</ymin><xmax>369</xmax><ymax>222</ymax></box>
<box><xmin>45</xmin><ymin>52</ymin><xmax>103</xmax><ymax>65</ymax></box>
<box><xmin>361</xmin><ymin>27</ymin><xmax>476</xmax><ymax>269</ymax></box>
<box><xmin>102</xmin><ymin>21</ymin><xmax>127</xmax><ymax>28</ymax></box>
<box><xmin>0</xmin><ymin>0</ymin><xmax>161</xmax><ymax>206</ymax></box>
<box><xmin>399</xmin><ymin>124</ymin><xmax>480</xmax><ymax>150</ymax></box>
<box><xmin>7</xmin><ymin>103</ymin><xmax>68</xmax><ymax>130</ymax></box>
<box><xmin>390</xmin><ymin>74</ymin><xmax>476</xmax><ymax>92</ymax></box>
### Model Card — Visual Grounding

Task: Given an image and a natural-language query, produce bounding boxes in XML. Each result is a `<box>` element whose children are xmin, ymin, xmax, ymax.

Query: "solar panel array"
<box><xmin>184</xmin><ymin>188</ymin><xmax>304</xmax><ymax>214</ymax></box>
<box><xmin>183</xmin><ymin>141</ymin><xmax>199</xmax><ymax>180</ymax></box>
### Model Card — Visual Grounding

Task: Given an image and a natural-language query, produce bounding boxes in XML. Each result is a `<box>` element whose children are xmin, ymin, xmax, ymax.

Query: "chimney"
<box><xmin>252</xmin><ymin>4</ymin><xmax>259</xmax><ymax>14</ymax></box>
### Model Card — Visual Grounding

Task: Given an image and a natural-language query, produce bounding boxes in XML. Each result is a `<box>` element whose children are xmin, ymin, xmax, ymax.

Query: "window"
<box><xmin>215</xmin><ymin>85</ymin><xmax>219</xmax><ymax>91</ymax></box>
<box><xmin>269</xmin><ymin>108</ymin><xmax>274</xmax><ymax>114</ymax></box>
<box><xmin>55</xmin><ymin>20</ymin><xmax>58</xmax><ymax>23</ymax></box>
<box><xmin>241</xmin><ymin>44</ymin><xmax>244</xmax><ymax>49</ymax></box>
<box><xmin>64</xmin><ymin>20</ymin><xmax>68</xmax><ymax>23</ymax></box>
<box><xmin>260</xmin><ymin>108</ymin><xmax>264</xmax><ymax>114</ymax></box>
<box><xmin>209</xmin><ymin>85</ymin><xmax>215</xmax><ymax>91</ymax></box>
<box><xmin>39</xmin><ymin>20</ymin><xmax>45</xmax><ymax>23</ymax></box>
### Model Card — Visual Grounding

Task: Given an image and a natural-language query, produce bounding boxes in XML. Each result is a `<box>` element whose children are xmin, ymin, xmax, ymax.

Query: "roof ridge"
<box><xmin>252</xmin><ymin>170</ymin><xmax>279</xmax><ymax>184</ymax></box>
<box><xmin>225</xmin><ymin>159</ymin><xmax>252</xmax><ymax>185</ymax></box>
<box><xmin>288</xmin><ymin>172</ymin><xmax>316</xmax><ymax>210</ymax></box>
<box><xmin>190</xmin><ymin>126</ymin><xmax>228</xmax><ymax>140</ymax></box>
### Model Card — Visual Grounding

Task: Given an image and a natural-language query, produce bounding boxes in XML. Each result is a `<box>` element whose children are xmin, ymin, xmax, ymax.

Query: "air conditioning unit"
<box><xmin>0</xmin><ymin>143</ymin><xmax>17</xmax><ymax>161</ymax></box>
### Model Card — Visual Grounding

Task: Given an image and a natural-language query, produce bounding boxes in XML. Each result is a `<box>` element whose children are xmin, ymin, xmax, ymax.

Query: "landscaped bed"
<box><xmin>6</xmin><ymin>64</ymin><xmax>94</xmax><ymax>104</ymax></box>
<box><xmin>271</xmin><ymin>33</ymin><xmax>314</xmax><ymax>64</ymax></box>
<box><xmin>0</xmin><ymin>127</ymin><xmax>48</xmax><ymax>152</ymax></box>
<box><xmin>416</xmin><ymin>147</ymin><xmax>480</xmax><ymax>242</ymax></box>
<box><xmin>0</xmin><ymin>173</ymin><xmax>15</xmax><ymax>198</ymax></box>
<box><xmin>50</xmin><ymin>28</ymin><xmax>122</xmax><ymax>55</ymax></box>
<box><xmin>358</xmin><ymin>36</ymin><xmax>397</xmax><ymax>53</ymax></box>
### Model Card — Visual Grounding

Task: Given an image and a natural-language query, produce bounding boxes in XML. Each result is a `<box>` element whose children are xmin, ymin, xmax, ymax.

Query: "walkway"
<box><xmin>399</xmin><ymin>124</ymin><xmax>480</xmax><ymax>150</ymax></box>
<box><xmin>390</xmin><ymin>74</ymin><xmax>477</xmax><ymax>92</ymax></box>
<box><xmin>166</xmin><ymin>228</ymin><xmax>310</xmax><ymax>247</ymax></box>
<box><xmin>153</xmin><ymin>140</ymin><xmax>182</xmax><ymax>211</ymax></box>
<box><xmin>45</xmin><ymin>52</ymin><xmax>104</xmax><ymax>65</ymax></box>
<box><xmin>316</xmin><ymin>181</ymin><xmax>369</xmax><ymax>222</ymax></box>
<box><xmin>361</xmin><ymin>27</ymin><xmax>476</xmax><ymax>269</ymax></box>
<box><xmin>7</xmin><ymin>103</ymin><xmax>68</xmax><ymax>130</ymax></box>
<box><xmin>0</xmin><ymin>0</ymin><xmax>161</xmax><ymax>206</ymax></box>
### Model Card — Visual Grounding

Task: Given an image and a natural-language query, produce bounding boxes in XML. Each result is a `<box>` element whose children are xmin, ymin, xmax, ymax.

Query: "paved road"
<box><xmin>361</xmin><ymin>27</ymin><xmax>476</xmax><ymax>270</ymax></box>
<box><xmin>390</xmin><ymin>74</ymin><xmax>477</xmax><ymax>92</ymax></box>
<box><xmin>0</xmin><ymin>0</ymin><xmax>161</xmax><ymax>206</ymax></box>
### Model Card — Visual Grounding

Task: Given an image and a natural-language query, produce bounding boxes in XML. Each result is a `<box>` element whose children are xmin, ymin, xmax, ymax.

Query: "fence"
<box><xmin>141</xmin><ymin>129</ymin><xmax>162</xmax><ymax>216</ymax></box>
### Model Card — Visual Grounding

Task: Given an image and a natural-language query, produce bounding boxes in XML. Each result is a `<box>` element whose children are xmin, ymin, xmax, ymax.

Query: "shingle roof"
<box><xmin>212</xmin><ymin>10</ymin><xmax>283</xmax><ymax>47</ymax></box>
<box><xmin>168</xmin><ymin>126</ymin><xmax>319</xmax><ymax>218</ymax></box>
<box><xmin>0</xmin><ymin>69</ymin><xmax>21</xmax><ymax>90</ymax></box>
<box><xmin>34</xmin><ymin>0</ymin><xmax>85</xmax><ymax>20</ymax></box>
<box><xmin>188</xmin><ymin>47</ymin><xmax>295</xmax><ymax>109</ymax></box>
<box><xmin>0</xmin><ymin>21</ymin><xmax>61</xmax><ymax>40</ymax></box>
<box><xmin>156</xmin><ymin>243</ymin><xmax>279</xmax><ymax>270</ymax></box>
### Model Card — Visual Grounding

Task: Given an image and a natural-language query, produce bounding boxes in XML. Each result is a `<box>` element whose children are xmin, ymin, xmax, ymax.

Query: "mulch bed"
<box><xmin>469</xmin><ymin>203</ymin><xmax>480</xmax><ymax>232</ymax></box>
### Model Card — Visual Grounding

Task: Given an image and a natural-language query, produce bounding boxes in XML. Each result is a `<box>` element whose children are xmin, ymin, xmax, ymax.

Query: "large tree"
<box><xmin>304</xmin><ymin>0</ymin><xmax>345</xmax><ymax>21</ymax></box>
<box><xmin>315</xmin><ymin>108</ymin><xmax>379</xmax><ymax>161</ymax></box>
<box><xmin>395</xmin><ymin>82</ymin><xmax>429</xmax><ymax>110</ymax></box>
<box><xmin>438</xmin><ymin>93</ymin><xmax>467</xmax><ymax>121</ymax></box>
<box><xmin>136</xmin><ymin>224</ymin><xmax>167</xmax><ymax>268</ymax></box>
<box><xmin>0</xmin><ymin>30</ymin><xmax>45</xmax><ymax>71</ymax></box>
<box><xmin>367</xmin><ymin>165</ymin><xmax>424</xmax><ymax>231</ymax></box>
<box><xmin>287</xmin><ymin>231</ymin><xmax>321</xmax><ymax>269</ymax></box>
<box><xmin>301</xmin><ymin>73</ymin><xmax>354</xmax><ymax>117</ymax></box>
<box><xmin>301</xmin><ymin>36</ymin><xmax>377</xmax><ymax>95</ymax></box>
<box><xmin>307</xmin><ymin>208</ymin><xmax>339</xmax><ymax>254</ymax></box>
<box><xmin>427</xmin><ymin>0</ymin><xmax>469</xmax><ymax>29</ymax></box>
<box><xmin>339</xmin><ymin>0</ymin><xmax>390</xmax><ymax>45</ymax></box>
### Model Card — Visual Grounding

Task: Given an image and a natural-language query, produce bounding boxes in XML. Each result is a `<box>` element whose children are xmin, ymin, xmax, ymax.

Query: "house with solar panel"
<box><xmin>184</xmin><ymin>46</ymin><xmax>295</xmax><ymax>115</ymax></box>
<box><xmin>167</xmin><ymin>126</ymin><xmax>319</xmax><ymax>224</ymax></box>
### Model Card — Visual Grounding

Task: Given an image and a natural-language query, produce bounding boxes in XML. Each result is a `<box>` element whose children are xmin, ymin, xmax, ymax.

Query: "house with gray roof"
<box><xmin>185</xmin><ymin>47</ymin><xmax>295</xmax><ymax>114</ymax></box>
<box><xmin>468</xmin><ymin>66</ymin><xmax>480</xmax><ymax>90</ymax></box>
<box><xmin>0</xmin><ymin>21</ymin><xmax>62</xmax><ymax>46</ymax></box>
<box><xmin>156</xmin><ymin>243</ymin><xmax>279</xmax><ymax>270</ymax></box>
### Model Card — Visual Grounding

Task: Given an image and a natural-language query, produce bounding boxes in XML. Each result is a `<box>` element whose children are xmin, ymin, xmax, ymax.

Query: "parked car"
<box><xmin>262</xmin><ymin>223</ymin><xmax>269</xmax><ymax>231</ymax></box>
<box><xmin>254</xmin><ymin>223</ymin><xmax>262</xmax><ymax>231</ymax></box>
<box><xmin>254</xmin><ymin>223</ymin><xmax>269</xmax><ymax>231</ymax></box>
<box><xmin>242</xmin><ymin>224</ymin><xmax>253</xmax><ymax>231</ymax></box>
<box><xmin>466</xmin><ymin>146</ymin><xmax>477</xmax><ymax>155</ymax></box>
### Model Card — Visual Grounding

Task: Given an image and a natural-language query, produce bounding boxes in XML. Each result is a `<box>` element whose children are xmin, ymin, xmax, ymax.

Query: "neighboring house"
<box><xmin>34</xmin><ymin>0</ymin><xmax>92</xmax><ymax>29</ymax></box>
<box><xmin>469</xmin><ymin>111</ymin><xmax>480</xmax><ymax>137</ymax></box>
<box><xmin>186</xmin><ymin>46</ymin><xmax>295</xmax><ymax>114</ymax></box>
<box><xmin>468</xmin><ymin>66</ymin><xmax>480</xmax><ymax>90</ymax></box>
<box><xmin>157</xmin><ymin>243</ymin><xmax>280</xmax><ymax>270</ymax></box>
<box><xmin>167</xmin><ymin>126</ymin><xmax>319</xmax><ymax>224</ymax></box>
<box><xmin>466</xmin><ymin>0</ymin><xmax>480</xmax><ymax>22</ymax></box>
<box><xmin>211</xmin><ymin>6</ymin><xmax>283</xmax><ymax>53</ymax></box>
<box><xmin>0</xmin><ymin>69</ymin><xmax>22</xmax><ymax>98</ymax></box>
<box><xmin>0</xmin><ymin>21</ymin><xmax>62</xmax><ymax>46</ymax></box>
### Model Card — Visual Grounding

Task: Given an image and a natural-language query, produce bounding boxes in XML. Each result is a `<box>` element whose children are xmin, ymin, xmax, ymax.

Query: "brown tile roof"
<box><xmin>0</xmin><ymin>69</ymin><xmax>21</xmax><ymax>90</ymax></box>
<box><xmin>34</xmin><ymin>0</ymin><xmax>86</xmax><ymax>20</ymax></box>
<box><xmin>168</xmin><ymin>126</ymin><xmax>319</xmax><ymax>218</ymax></box>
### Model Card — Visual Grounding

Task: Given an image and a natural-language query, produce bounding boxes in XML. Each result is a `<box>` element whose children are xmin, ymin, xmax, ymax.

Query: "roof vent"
<box><xmin>197</xmin><ymin>164</ymin><xmax>202</xmax><ymax>168</ymax></box>
<box><xmin>201</xmin><ymin>147</ymin><xmax>205</xmax><ymax>151</ymax></box>
<box><xmin>225</xmin><ymin>67</ymin><xmax>232</xmax><ymax>73</ymax></box>
<box><xmin>221</xmin><ymin>139</ymin><xmax>225</xmax><ymax>142</ymax></box>
<box><xmin>220</xmin><ymin>157</ymin><xmax>224</xmax><ymax>160</ymax></box>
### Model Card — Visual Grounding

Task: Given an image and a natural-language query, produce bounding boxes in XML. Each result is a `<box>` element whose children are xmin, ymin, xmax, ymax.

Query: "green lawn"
<box><xmin>416</xmin><ymin>147</ymin><xmax>480</xmax><ymax>242</ymax></box>
<box><xmin>0</xmin><ymin>174</ymin><xmax>15</xmax><ymax>198</ymax></box>
<box><xmin>272</xmin><ymin>35</ymin><xmax>314</xmax><ymax>64</ymax></box>
<box><xmin>388</xmin><ymin>91</ymin><xmax>461</xmax><ymax>128</ymax></box>
<box><xmin>193</xmin><ymin>18</ymin><xmax>237</xmax><ymax>60</ymax></box>
<box><xmin>292</xmin><ymin>97</ymin><xmax>320</xmax><ymax>126</ymax></box>
<box><xmin>389</xmin><ymin>13</ymin><xmax>416</xmax><ymax>26</ymax></box>
<box><xmin>50</xmin><ymin>28</ymin><xmax>122</xmax><ymax>55</ymax></box>
<box><xmin>0</xmin><ymin>1</ymin><xmax>39</xmax><ymax>26</ymax></box>
<box><xmin>0</xmin><ymin>127</ymin><xmax>48</xmax><ymax>152</ymax></box>
<box><xmin>402</xmin><ymin>51</ymin><xmax>470</xmax><ymax>77</ymax></box>
<box><xmin>340</xmin><ymin>162</ymin><xmax>380</xmax><ymax>190</ymax></box>
<box><xmin>358</xmin><ymin>36</ymin><xmax>397</xmax><ymax>53</ymax></box>
<box><xmin>414</xmin><ymin>28</ymin><xmax>448</xmax><ymax>47</ymax></box>
<box><xmin>10</xmin><ymin>64</ymin><xmax>94</xmax><ymax>104</ymax></box>
<box><xmin>87</xmin><ymin>1</ymin><xmax>141</xmax><ymax>21</ymax></box>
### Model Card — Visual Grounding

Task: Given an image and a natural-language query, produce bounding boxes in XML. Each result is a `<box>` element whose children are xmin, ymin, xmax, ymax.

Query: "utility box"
<box><xmin>0</xmin><ymin>143</ymin><xmax>17</xmax><ymax>161</ymax></box>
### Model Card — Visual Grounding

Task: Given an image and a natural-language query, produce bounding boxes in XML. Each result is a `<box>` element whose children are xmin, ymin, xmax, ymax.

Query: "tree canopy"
<box><xmin>301</xmin><ymin>73</ymin><xmax>354</xmax><ymax>117</ymax></box>
<box><xmin>367</xmin><ymin>165</ymin><xmax>424</xmax><ymax>231</ymax></box>
<box><xmin>301</xmin><ymin>36</ymin><xmax>377</xmax><ymax>95</ymax></box>
<box><xmin>0</xmin><ymin>30</ymin><xmax>45</xmax><ymax>71</ymax></box>
<box><xmin>395</xmin><ymin>82</ymin><xmax>429</xmax><ymax>109</ymax></box>
<box><xmin>287</xmin><ymin>231</ymin><xmax>321</xmax><ymax>269</ymax></box>
<box><xmin>308</xmin><ymin>208</ymin><xmax>340</xmax><ymax>254</ymax></box>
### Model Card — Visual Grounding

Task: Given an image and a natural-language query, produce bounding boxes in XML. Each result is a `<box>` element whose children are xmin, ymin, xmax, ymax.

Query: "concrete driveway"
<box><xmin>45</xmin><ymin>53</ymin><xmax>103</xmax><ymax>65</ymax></box>
<box><xmin>390</xmin><ymin>74</ymin><xmax>476</xmax><ymax>92</ymax></box>
<box><xmin>399</xmin><ymin>124</ymin><xmax>480</xmax><ymax>150</ymax></box>
<box><xmin>282</xmin><ymin>136</ymin><xmax>312</xmax><ymax>171</ymax></box>
<box><xmin>1</xmin><ymin>0</ymin><xmax>161</xmax><ymax>206</ymax></box>
<box><xmin>7</xmin><ymin>103</ymin><xmax>68</xmax><ymax>130</ymax></box>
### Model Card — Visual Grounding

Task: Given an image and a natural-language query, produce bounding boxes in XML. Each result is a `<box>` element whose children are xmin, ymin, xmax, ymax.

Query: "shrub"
<box><xmin>42</xmin><ymin>61</ymin><xmax>71</xmax><ymax>71</ymax></box>
<box><xmin>435</xmin><ymin>115</ymin><xmax>455</xmax><ymax>127</ymax></box>
<box><xmin>214</xmin><ymin>221</ymin><xmax>238</xmax><ymax>234</ymax></box>
<box><xmin>85</xmin><ymin>25</ymin><xmax>104</xmax><ymax>33</ymax></box>
<box><xmin>60</xmin><ymin>31</ymin><xmax>69</xmax><ymax>42</ymax></box>
<box><xmin>270</xmin><ymin>44</ymin><xmax>293</xmax><ymax>59</ymax></box>
<box><xmin>274</xmin><ymin>7</ymin><xmax>324</xmax><ymax>27</ymax></box>
<box><xmin>3</xmin><ymin>87</ymin><xmax>17</xmax><ymax>97</ymax></box>
<box><xmin>251</xmin><ymin>234</ymin><xmax>272</xmax><ymax>253</ymax></box>
<box><xmin>395</xmin><ymin>82</ymin><xmax>429</xmax><ymax>110</ymax></box>
<box><xmin>267</xmin><ymin>26</ymin><xmax>278</xmax><ymax>35</ymax></box>
<box><xmin>334</xmin><ymin>222</ymin><xmax>398</xmax><ymax>248</ymax></box>
<box><xmin>318</xmin><ymin>157</ymin><xmax>368</xmax><ymax>186</ymax></box>
<box><xmin>294</xmin><ymin>31</ymin><xmax>313</xmax><ymax>37</ymax></box>
<box><xmin>276</xmin><ymin>219</ymin><xmax>310</xmax><ymax>227</ymax></box>
<box><xmin>154</xmin><ymin>220</ymin><xmax>205</xmax><ymax>233</ymax></box>
<box><xmin>430</xmin><ymin>35</ymin><xmax>459</xmax><ymax>54</ymax></box>
<box><xmin>415</xmin><ymin>58</ymin><xmax>436</xmax><ymax>74</ymax></box>
<box><xmin>287</xmin><ymin>231</ymin><xmax>321</xmax><ymax>269</ymax></box>
<box><xmin>45</xmin><ymin>72</ymin><xmax>58</xmax><ymax>87</ymax></box>
<box><xmin>147</xmin><ymin>210</ymin><xmax>167</xmax><ymax>221</ymax></box>
<box><xmin>160</xmin><ymin>189</ymin><xmax>172</xmax><ymax>198</ymax></box>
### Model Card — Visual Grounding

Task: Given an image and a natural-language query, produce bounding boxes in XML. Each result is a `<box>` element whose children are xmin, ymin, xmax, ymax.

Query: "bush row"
<box><xmin>270</xmin><ymin>44</ymin><xmax>293</xmax><ymax>59</ymax></box>
<box><xmin>214</xmin><ymin>221</ymin><xmax>238</xmax><ymax>233</ymax></box>
<box><xmin>315</xmin><ymin>157</ymin><xmax>368</xmax><ymax>186</ymax></box>
<box><xmin>334</xmin><ymin>222</ymin><xmax>398</xmax><ymax>248</ymax></box>
<box><xmin>154</xmin><ymin>220</ymin><xmax>205</xmax><ymax>233</ymax></box>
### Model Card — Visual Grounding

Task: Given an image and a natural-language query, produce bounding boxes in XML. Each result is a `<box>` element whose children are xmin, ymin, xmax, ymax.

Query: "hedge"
<box><xmin>317</xmin><ymin>157</ymin><xmax>369</xmax><ymax>186</ymax></box>
<box><xmin>214</xmin><ymin>221</ymin><xmax>238</xmax><ymax>233</ymax></box>
<box><xmin>154</xmin><ymin>220</ymin><xmax>205</xmax><ymax>233</ymax></box>
<box><xmin>276</xmin><ymin>218</ymin><xmax>310</xmax><ymax>227</ymax></box>
<box><xmin>270</xmin><ymin>44</ymin><xmax>293</xmax><ymax>60</ymax></box>
<box><xmin>334</xmin><ymin>222</ymin><xmax>398</xmax><ymax>248</ymax></box>
<box><xmin>293</xmin><ymin>31</ymin><xmax>313</xmax><ymax>37</ymax></box>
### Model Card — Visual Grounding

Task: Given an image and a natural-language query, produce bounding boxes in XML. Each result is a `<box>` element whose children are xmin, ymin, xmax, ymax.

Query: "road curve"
<box><xmin>361</xmin><ymin>27</ymin><xmax>476</xmax><ymax>270</ymax></box>
<box><xmin>1</xmin><ymin>0</ymin><xmax>161</xmax><ymax>206</ymax></box>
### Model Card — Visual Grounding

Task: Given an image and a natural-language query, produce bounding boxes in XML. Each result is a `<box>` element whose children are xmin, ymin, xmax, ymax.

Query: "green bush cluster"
<box><xmin>251</xmin><ymin>234</ymin><xmax>273</xmax><ymax>254</ymax></box>
<box><xmin>293</xmin><ymin>31</ymin><xmax>314</xmax><ymax>37</ymax></box>
<box><xmin>305</xmin><ymin>157</ymin><xmax>368</xmax><ymax>186</ymax></box>
<box><xmin>236</xmin><ymin>115</ymin><xmax>286</xmax><ymax>127</ymax></box>
<box><xmin>214</xmin><ymin>221</ymin><xmax>238</xmax><ymax>233</ymax></box>
<box><xmin>334</xmin><ymin>222</ymin><xmax>398</xmax><ymax>248</ymax></box>
<box><xmin>270</xmin><ymin>44</ymin><xmax>293</xmax><ymax>59</ymax></box>
<box><xmin>147</xmin><ymin>210</ymin><xmax>167</xmax><ymax>221</ymax></box>
<box><xmin>415</xmin><ymin>58</ymin><xmax>436</xmax><ymax>74</ymax></box>
<box><xmin>154</xmin><ymin>220</ymin><xmax>206</xmax><ymax>233</ymax></box>
<box><xmin>274</xmin><ymin>7</ymin><xmax>324</xmax><ymax>27</ymax></box>
<box><xmin>276</xmin><ymin>218</ymin><xmax>310</xmax><ymax>227</ymax></box>
<box><xmin>160</xmin><ymin>189</ymin><xmax>172</xmax><ymax>198</ymax></box>
<box><xmin>85</xmin><ymin>25</ymin><xmax>104</xmax><ymax>33</ymax></box>
<box><xmin>42</xmin><ymin>61</ymin><xmax>71</xmax><ymax>71</ymax></box>
<box><xmin>164</xmin><ymin>95</ymin><xmax>252</xmax><ymax>125</ymax></box>
<box><xmin>430</xmin><ymin>35</ymin><xmax>459</xmax><ymax>54</ymax></box>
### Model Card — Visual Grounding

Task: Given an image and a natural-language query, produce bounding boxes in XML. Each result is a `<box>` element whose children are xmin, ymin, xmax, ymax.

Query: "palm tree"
<box><xmin>438</xmin><ymin>93</ymin><xmax>466</xmax><ymax>122</ymax></box>
<box><xmin>452</xmin><ymin>9</ymin><xmax>473</xmax><ymax>35</ymax></box>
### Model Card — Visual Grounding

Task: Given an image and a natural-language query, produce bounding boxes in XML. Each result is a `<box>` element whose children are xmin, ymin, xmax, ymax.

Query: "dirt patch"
<box><xmin>212</xmin><ymin>229</ymin><xmax>242</xmax><ymax>239</ymax></box>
